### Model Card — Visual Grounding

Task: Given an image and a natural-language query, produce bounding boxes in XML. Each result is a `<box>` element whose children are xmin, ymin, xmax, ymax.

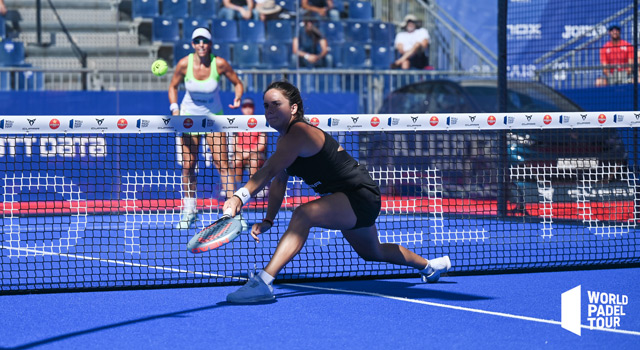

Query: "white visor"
<box><xmin>191</xmin><ymin>28</ymin><xmax>212</xmax><ymax>41</ymax></box>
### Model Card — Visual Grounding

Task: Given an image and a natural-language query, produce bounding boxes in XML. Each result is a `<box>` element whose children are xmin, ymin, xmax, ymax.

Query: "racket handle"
<box><xmin>223</xmin><ymin>207</ymin><xmax>234</xmax><ymax>217</ymax></box>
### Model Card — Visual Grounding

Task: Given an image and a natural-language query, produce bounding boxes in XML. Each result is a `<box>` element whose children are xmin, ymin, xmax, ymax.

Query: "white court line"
<box><xmin>0</xmin><ymin>245</ymin><xmax>245</xmax><ymax>281</ymax></box>
<box><xmin>282</xmin><ymin>283</ymin><xmax>640</xmax><ymax>337</ymax></box>
<box><xmin>3</xmin><ymin>244</ymin><xmax>639</xmax><ymax>336</ymax></box>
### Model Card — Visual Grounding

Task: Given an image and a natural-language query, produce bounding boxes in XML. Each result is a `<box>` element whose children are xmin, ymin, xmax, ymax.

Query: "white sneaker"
<box><xmin>227</xmin><ymin>273</ymin><xmax>275</xmax><ymax>303</ymax></box>
<box><xmin>420</xmin><ymin>256</ymin><xmax>451</xmax><ymax>283</ymax></box>
<box><xmin>176</xmin><ymin>211</ymin><xmax>197</xmax><ymax>229</ymax></box>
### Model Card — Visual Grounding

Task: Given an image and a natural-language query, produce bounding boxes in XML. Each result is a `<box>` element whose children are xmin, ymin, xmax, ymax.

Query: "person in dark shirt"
<box><xmin>292</xmin><ymin>17</ymin><xmax>329</xmax><ymax>68</ymax></box>
<box><xmin>223</xmin><ymin>81</ymin><xmax>451</xmax><ymax>303</ymax></box>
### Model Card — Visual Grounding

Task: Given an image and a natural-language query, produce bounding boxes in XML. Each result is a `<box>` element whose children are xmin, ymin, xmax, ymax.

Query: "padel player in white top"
<box><xmin>169</xmin><ymin>27</ymin><xmax>244</xmax><ymax>229</ymax></box>
<box><xmin>223</xmin><ymin>81</ymin><xmax>451</xmax><ymax>303</ymax></box>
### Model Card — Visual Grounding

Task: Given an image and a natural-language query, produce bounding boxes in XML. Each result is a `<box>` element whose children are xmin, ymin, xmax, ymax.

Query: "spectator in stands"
<box><xmin>301</xmin><ymin>0</ymin><xmax>341</xmax><ymax>22</ymax></box>
<box><xmin>596</xmin><ymin>23</ymin><xmax>634</xmax><ymax>87</ymax></box>
<box><xmin>256</xmin><ymin>0</ymin><xmax>284</xmax><ymax>21</ymax></box>
<box><xmin>0</xmin><ymin>0</ymin><xmax>21</xmax><ymax>39</ymax></box>
<box><xmin>168</xmin><ymin>28</ymin><xmax>245</xmax><ymax>229</ymax></box>
<box><xmin>292</xmin><ymin>17</ymin><xmax>329</xmax><ymax>68</ymax></box>
<box><xmin>233</xmin><ymin>98</ymin><xmax>268</xmax><ymax>197</ymax></box>
<box><xmin>392</xmin><ymin>14</ymin><xmax>430</xmax><ymax>70</ymax></box>
<box><xmin>219</xmin><ymin>0</ymin><xmax>260</xmax><ymax>21</ymax></box>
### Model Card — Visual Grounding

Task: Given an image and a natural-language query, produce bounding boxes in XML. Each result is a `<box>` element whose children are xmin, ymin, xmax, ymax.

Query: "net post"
<box><xmin>497</xmin><ymin>0</ymin><xmax>509</xmax><ymax>218</ymax></box>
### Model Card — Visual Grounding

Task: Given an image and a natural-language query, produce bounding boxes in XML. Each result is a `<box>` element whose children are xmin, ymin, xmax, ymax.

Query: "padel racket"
<box><xmin>187</xmin><ymin>209</ymin><xmax>243</xmax><ymax>253</ymax></box>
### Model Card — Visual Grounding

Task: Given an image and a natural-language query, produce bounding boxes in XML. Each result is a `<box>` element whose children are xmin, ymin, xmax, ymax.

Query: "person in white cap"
<box><xmin>168</xmin><ymin>27</ymin><xmax>245</xmax><ymax>229</ymax></box>
<box><xmin>392</xmin><ymin>14</ymin><xmax>430</xmax><ymax>70</ymax></box>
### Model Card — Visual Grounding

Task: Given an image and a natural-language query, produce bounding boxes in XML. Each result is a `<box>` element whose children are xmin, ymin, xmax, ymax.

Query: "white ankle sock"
<box><xmin>183</xmin><ymin>197</ymin><xmax>197</xmax><ymax>213</ymax></box>
<box><xmin>258</xmin><ymin>270</ymin><xmax>275</xmax><ymax>285</ymax></box>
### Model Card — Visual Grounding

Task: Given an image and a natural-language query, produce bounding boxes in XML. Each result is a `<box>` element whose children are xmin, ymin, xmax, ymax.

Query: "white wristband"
<box><xmin>233</xmin><ymin>187</ymin><xmax>251</xmax><ymax>205</ymax></box>
<box><xmin>170</xmin><ymin>103</ymin><xmax>179</xmax><ymax>112</ymax></box>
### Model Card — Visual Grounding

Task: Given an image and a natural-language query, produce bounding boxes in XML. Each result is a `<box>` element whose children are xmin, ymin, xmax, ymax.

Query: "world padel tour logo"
<box><xmin>183</xmin><ymin>118</ymin><xmax>193</xmax><ymax>129</ymax></box>
<box><xmin>487</xmin><ymin>115</ymin><xmax>496</xmax><ymax>126</ymax></box>
<box><xmin>117</xmin><ymin>118</ymin><xmax>128</xmax><ymax>129</ymax></box>
<box><xmin>561</xmin><ymin>285</ymin><xmax>630</xmax><ymax>336</ymax></box>
<box><xmin>543</xmin><ymin>115</ymin><xmax>552</xmax><ymax>125</ymax></box>
<box><xmin>370</xmin><ymin>117</ymin><xmax>380</xmax><ymax>127</ymax></box>
<box><xmin>598</xmin><ymin>114</ymin><xmax>607</xmax><ymax>124</ymax></box>
<box><xmin>49</xmin><ymin>119</ymin><xmax>61</xmax><ymax>129</ymax></box>
<box><xmin>247</xmin><ymin>117</ymin><xmax>257</xmax><ymax>128</ymax></box>
<box><xmin>430</xmin><ymin>116</ymin><xmax>439</xmax><ymax>126</ymax></box>
<box><xmin>310</xmin><ymin>117</ymin><xmax>320</xmax><ymax>127</ymax></box>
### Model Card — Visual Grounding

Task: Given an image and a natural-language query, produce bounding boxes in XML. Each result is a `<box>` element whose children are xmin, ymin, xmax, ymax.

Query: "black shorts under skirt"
<box><xmin>343</xmin><ymin>185</ymin><xmax>382</xmax><ymax>229</ymax></box>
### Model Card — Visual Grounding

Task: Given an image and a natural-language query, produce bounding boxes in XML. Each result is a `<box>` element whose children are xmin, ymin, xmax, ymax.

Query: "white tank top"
<box><xmin>180</xmin><ymin>54</ymin><xmax>223</xmax><ymax>116</ymax></box>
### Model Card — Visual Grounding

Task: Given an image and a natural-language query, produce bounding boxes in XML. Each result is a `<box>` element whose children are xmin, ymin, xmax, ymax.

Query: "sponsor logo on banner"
<box><xmin>614</xmin><ymin>114</ymin><xmax>624</xmax><ymax>123</ymax></box>
<box><xmin>92</xmin><ymin>118</ymin><xmax>108</xmax><ymax>130</ymax></box>
<box><xmin>487</xmin><ymin>115</ymin><xmax>496</xmax><ymax>126</ymax></box>
<box><xmin>559</xmin><ymin>115</ymin><xmax>570</xmax><ymax>124</ymax></box>
<box><xmin>183</xmin><ymin>118</ymin><xmax>194</xmax><ymax>129</ymax></box>
<box><xmin>577</xmin><ymin>113</ymin><xmax>592</xmax><ymax>126</ymax></box>
<box><xmin>446</xmin><ymin>116</ymin><xmax>457</xmax><ymax>125</ymax></box>
<box><xmin>598</xmin><ymin>114</ymin><xmax>607</xmax><ymax>124</ymax></box>
<box><xmin>49</xmin><ymin>119</ymin><xmax>61</xmax><ymax>130</ymax></box>
<box><xmin>23</xmin><ymin>118</ymin><xmax>39</xmax><ymax>131</ymax></box>
<box><xmin>349</xmin><ymin>116</ymin><xmax>363</xmax><ymax>128</ymax></box>
<box><xmin>562</xmin><ymin>25</ymin><xmax>607</xmax><ymax>40</ymax></box>
<box><xmin>136</xmin><ymin>119</ymin><xmax>150</xmax><ymax>128</ymax></box>
<box><xmin>406</xmin><ymin>115</ymin><xmax>423</xmax><ymax>128</ymax></box>
<box><xmin>543</xmin><ymin>115</ymin><xmax>552</xmax><ymax>125</ymax></box>
<box><xmin>310</xmin><ymin>117</ymin><xmax>320</xmax><ymax>127</ymax></box>
<box><xmin>163</xmin><ymin>118</ymin><xmax>171</xmax><ymax>125</ymax></box>
<box><xmin>465</xmin><ymin>115</ymin><xmax>480</xmax><ymax>127</ymax></box>
<box><xmin>117</xmin><ymin>118</ymin><xmax>128</xmax><ymax>129</ymax></box>
<box><xmin>202</xmin><ymin>119</ymin><xmax>214</xmax><ymax>128</ymax></box>
<box><xmin>248</xmin><ymin>118</ymin><xmax>257</xmax><ymax>128</ymax></box>
<box><xmin>370</xmin><ymin>117</ymin><xmax>380</xmax><ymax>127</ymax></box>
<box><xmin>429</xmin><ymin>116</ymin><xmax>439</xmax><ymax>126</ymax></box>
<box><xmin>69</xmin><ymin>119</ymin><xmax>83</xmax><ymax>129</ymax></box>
<box><xmin>388</xmin><ymin>117</ymin><xmax>399</xmax><ymax>126</ymax></box>
<box><xmin>227</xmin><ymin>118</ymin><xmax>235</xmax><ymax>125</ymax></box>
<box><xmin>507</xmin><ymin>23</ymin><xmax>542</xmax><ymax>40</ymax></box>
<box><xmin>221</xmin><ymin>117</ymin><xmax>238</xmax><ymax>130</ymax></box>
<box><xmin>631</xmin><ymin>113</ymin><xmax>640</xmax><ymax>125</ymax></box>
<box><xmin>328</xmin><ymin>118</ymin><xmax>340</xmax><ymax>127</ymax></box>
<box><xmin>504</xmin><ymin>116</ymin><xmax>515</xmax><ymax>125</ymax></box>
<box><xmin>0</xmin><ymin>119</ymin><xmax>14</xmax><ymax>129</ymax></box>
<box><xmin>157</xmin><ymin>118</ymin><xmax>174</xmax><ymax>130</ymax></box>
<box><xmin>521</xmin><ymin>114</ymin><xmax>536</xmax><ymax>126</ymax></box>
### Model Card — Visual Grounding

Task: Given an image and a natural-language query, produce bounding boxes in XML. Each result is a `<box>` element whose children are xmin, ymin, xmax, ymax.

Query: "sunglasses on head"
<box><xmin>192</xmin><ymin>37</ymin><xmax>211</xmax><ymax>45</ymax></box>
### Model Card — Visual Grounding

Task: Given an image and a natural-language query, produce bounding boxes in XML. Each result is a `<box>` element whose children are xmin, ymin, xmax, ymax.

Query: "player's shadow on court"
<box><xmin>273</xmin><ymin>280</ymin><xmax>493</xmax><ymax>302</ymax></box>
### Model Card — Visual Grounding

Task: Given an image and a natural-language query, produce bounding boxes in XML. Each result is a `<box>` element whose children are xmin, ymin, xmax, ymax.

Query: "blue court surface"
<box><xmin>1</xmin><ymin>267</ymin><xmax>639</xmax><ymax>349</ymax></box>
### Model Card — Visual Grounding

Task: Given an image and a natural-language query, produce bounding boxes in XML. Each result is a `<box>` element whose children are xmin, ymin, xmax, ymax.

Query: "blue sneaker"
<box><xmin>227</xmin><ymin>271</ymin><xmax>275</xmax><ymax>303</ymax></box>
<box><xmin>420</xmin><ymin>256</ymin><xmax>451</xmax><ymax>283</ymax></box>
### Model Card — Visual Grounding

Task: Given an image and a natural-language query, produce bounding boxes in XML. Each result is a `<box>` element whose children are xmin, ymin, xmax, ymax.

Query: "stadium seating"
<box><xmin>371</xmin><ymin>22</ymin><xmax>396</xmax><ymax>46</ymax></box>
<box><xmin>277</xmin><ymin>0</ymin><xmax>297</xmax><ymax>13</ymax></box>
<box><xmin>262</xmin><ymin>43</ymin><xmax>290</xmax><ymax>68</ymax></box>
<box><xmin>173</xmin><ymin>41</ymin><xmax>192</xmax><ymax>65</ymax></box>
<box><xmin>346</xmin><ymin>21</ymin><xmax>371</xmax><ymax>43</ymax></box>
<box><xmin>320</xmin><ymin>21</ymin><xmax>345</xmax><ymax>43</ymax></box>
<box><xmin>212</xmin><ymin>43</ymin><xmax>232</xmax><ymax>61</ymax></box>
<box><xmin>212</xmin><ymin>19</ymin><xmax>239</xmax><ymax>43</ymax></box>
<box><xmin>152</xmin><ymin>17</ymin><xmax>180</xmax><ymax>43</ymax></box>
<box><xmin>239</xmin><ymin>20</ymin><xmax>266</xmax><ymax>43</ymax></box>
<box><xmin>348</xmin><ymin>1</ymin><xmax>373</xmax><ymax>20</ymax></box>
<box><xmin>17</xmin><ymin>70</ymin><xmax>44</xmax><ymax>91</ymax></box>
<box><xmin>132</xmin><ymin>0</ymin><xmax>159</xmax><ymax>19</ymax></box>
<box><xmin>371</xmin><ymin>45</ymin><xmax>394</xmax><ymax>69</ymax></box>
<box><xmin>266</xmin><ymin>19</ymin><xmax>293</xmax><ymax>43</ymax></box>
<box><xmin>0</xmin><ymin>41</ymin><xmax>25</xmax><ymax>67</ymax></box>
<box><xmin>340</xmin><ymin>43</ymin><xmax>367</xmax><ymax>68</ymax></box>
<box><xmin>182</xmin><ymin>18</ymin><xmax>210</xmax><ymax>41</ymax></box>
<box><xmin>162</xmin><ymin>0</ymin><xmax>188</xmax><ymax>18</ymax></box>
<box><xmin>190</xmin><ymin>0</ymin><xmax>217</xmax><ymax>18</ymax></box>
<box><xmin>0</xmin><ymin>17</ymin><xmax>5</xmax><ymax>38</ymax></box>
<box><xmin>233</xmin><ymin>43</ymin><xmax>260</xmax><ymax>68</ymax></box>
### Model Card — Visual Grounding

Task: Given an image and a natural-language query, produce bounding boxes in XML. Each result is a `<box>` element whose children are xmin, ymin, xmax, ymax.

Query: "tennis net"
<box><xmin>1</xmin><ymin>112</ymin><xmax>639</xmax><ymax>293</ymax></box>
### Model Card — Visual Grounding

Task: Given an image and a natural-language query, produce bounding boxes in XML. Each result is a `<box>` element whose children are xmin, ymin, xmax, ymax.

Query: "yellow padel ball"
<box><xmin>151</xmin><ymin>59</ymin><xmax>168</xmax><ymax>77</ymax></box>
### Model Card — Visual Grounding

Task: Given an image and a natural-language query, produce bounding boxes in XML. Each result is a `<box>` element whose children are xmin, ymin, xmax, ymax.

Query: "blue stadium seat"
<box><xmin>346</xmin><ymin>21</ymin><xmax>371</xmax><ymax>43</ymax></box>
<box><xmin>327</xmin><ymin>43</ymin><xmax>343</xmax><ymax>68</ymax></box>
<box><xmin>341</xmin><ymin>43</ymin><xmax>367</xmax><ymax>68</ymax></box>
<box><xmin>0</xmin><ymin>17</ymin><xmax>6</xmax><ymax>38</ymax></box>
<box><xmin>163</xmin><ymin>0</ymin><xmax>188</xmax><ymax>18</ymax></box>
<box><xmin>371</xmin><ymin>21</ymin><xmax>396</xmax><ymax>46</ymax></box>
<box><xmin>212</xmin><ymin>42</ymin><xmax>231</xmax><ymax>61</ymax></box>
<box><xmin>277</xmin><ymin>0</ymin><xmax>296</xmax><ymax>13</ymax></box>
<box><xmin>190</xmin><ymin>0</ymin><xmax>217</xmax><ymax>18</ymax></box>
<box><xmin>173</xmin><ymin>41</ymin><xmax>192</xmax><ymax>65</ymax></box>
<box><xmin>371</xmin><ymin>45</ymin><xmax>394</xmax><ymax>69</ymax></box>
<box><xmin>239</xmin><ymin>20</ymin><xmax>265</xmax><ymax>43</ymax></box>
<box><xmin>0</xmin><ymin>71</ymin><xmax>10</xmax><ymax>90</ymax></box>
<box><xmin>152</xmin><ymin>17</ymin><xmax>180</xmax><ymax>43</ymax></box>
<box><xmin>212</xmin><ymin>19</ymin><xmax>239</xmax><ymax>43</ymax></box>
<box><xmin>183</xmin><ymin>18</ymin><xmax>210</xmax><ymax>40</ymax></box>
<box><xmin>320</xmin><ymin>21</ymin><xmax>345</xmax><ymax>43</ymax></box>
<box><xmin>266</xmin><ymin>19</ymin><xmax>293</xmax><ymax>43</ymax></box>
<box><xmin>262</xmin><ymin>43</ymin><xmax>290</xmax><ymax>68</ymax></box>
<box><xmin>17</xmin><ymin>70</ymin><xmax>44</xmax><ymax>91</ymax></box>
<box><xmin>348</xmin><ymin>1</ymin><xmax>373</xmax><ymax>20</ymax></box>
<box><xmin>132</xmin><ymin>0</ymin><xmax>159</xmax><ymax>19</ymax></box>
<box><xmin>333</xmin><ymin>0</ymin><xmax>346</xmax><ymax>13</ymax></box>
<box><xmin>233</xmin><ymin>43</ymin><xmax>260</xmax><ymax>68</ymax></box>
<box><xmin>0</xmin><ymin>41</ymin><xmax>25</xmax><ymax>66</ymax></box>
